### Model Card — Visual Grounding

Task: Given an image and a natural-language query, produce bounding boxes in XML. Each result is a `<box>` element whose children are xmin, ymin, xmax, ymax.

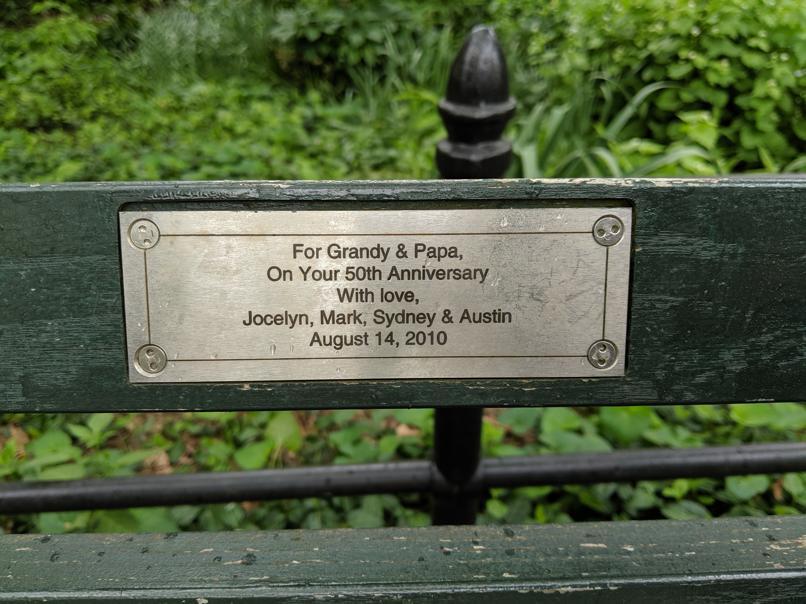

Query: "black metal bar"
<box><xmin>475</xmin><ymin>442</ymin><xmax>806</xmax><ymax>488</ymax></box>
<box><xmin>0</xmin><ymin>461</ymin><xmax>437</xmax><ymax>514</ymax></box>
<box><xmin>432</xmin><ymin>407</ymin><xmax>484</xmax><ymax>524</ymax></box>
<box><xmin>3</xmin><ymin>443</ymin><xmax>805</xmax><ymax>515</ymax></box>
<box><xmin>432</xmin><ymin>25</ymin><xmax>517</xmax><ymax>525</ymax></box>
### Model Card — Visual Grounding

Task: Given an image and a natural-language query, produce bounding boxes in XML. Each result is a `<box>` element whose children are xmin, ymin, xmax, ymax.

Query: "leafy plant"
<box><xmin>495</xmin><ymin>0</ymin><xmax>806</xmax><ymax>172</ymax></box>
<box><xmin>512</xmin><ymin>80</ymin><xmax>714</xmax><ymax>177</ymax></box>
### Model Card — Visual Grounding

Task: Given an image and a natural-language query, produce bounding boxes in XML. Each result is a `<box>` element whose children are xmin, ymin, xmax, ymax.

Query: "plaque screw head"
<box><xmin>135</xmin><ymin>344</ymin><xmax>167</xmax><ymax>375</ymax></box>
<box><xmin>129</xmin><ymin>219</ymin><xmax>160</xmax><ymax>250</ymax></box>
<box><xmin>593</xmin><ymin>215</ymin><xmax>624</xmax><ymax>246</ymax></box>
<box><xmin>587</xmin><ymin>340</ymin><xmax>618</xmax><ymax>370</ymax></box>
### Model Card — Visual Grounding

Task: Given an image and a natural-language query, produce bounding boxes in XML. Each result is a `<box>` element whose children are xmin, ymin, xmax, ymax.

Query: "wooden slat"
<box><xmin>2</xmin><ymin>178</ymin><xmax>805</xmax><ymax>411</ymax></box>
<box><xmin>1</xmin><ymin>516</ymin><xmax>804</xmax><ymax>602</ymax></box>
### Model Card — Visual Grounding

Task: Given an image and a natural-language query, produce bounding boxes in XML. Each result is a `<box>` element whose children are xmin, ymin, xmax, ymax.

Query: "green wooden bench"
<box><xmin>2</xmin><ymin>177</ymin><xmax>806</xmax><ymax>601</ymax></box>
<box><xmin>3</xmin><ymin>25</ymin><xmax>806</xmax><ymax>604</ymax></box>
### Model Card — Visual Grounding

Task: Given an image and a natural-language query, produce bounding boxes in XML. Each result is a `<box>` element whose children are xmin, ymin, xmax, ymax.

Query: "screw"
<box><xmin>587</xmin><ymin>340</ymin><xmax>617</xmax><ymax>370</ymax></box>
<box><xmin>135</xmin><ymin>344</ymin><xmax>167</xmax><ymax>375</ymax></box>
<box><xmin>129</xmin><ymin>219</ymin><xmax>160</xmax><ymax>250</ymax></box>
<box><xmin>592</xmin><ymin>215</ymin><xmax>624</xmax><ymax>246</ymax></box>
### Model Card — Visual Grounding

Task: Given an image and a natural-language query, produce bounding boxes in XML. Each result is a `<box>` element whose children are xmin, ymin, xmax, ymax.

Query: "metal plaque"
<box><xmin>120</xmin><ymin>207</ymin><xmax>632</xmax><ymax>382</ymax></box>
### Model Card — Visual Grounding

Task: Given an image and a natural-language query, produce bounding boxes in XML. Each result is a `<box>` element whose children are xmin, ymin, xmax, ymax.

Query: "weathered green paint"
<box><xmin>2</xmin><ymin>178</ymin><xmax>805</xmax><ymax>411</ymax></box>
<box><xmin>1</xmin><ymin>516</ymin><xmax>804</xmax><ymax>602</ymax></box>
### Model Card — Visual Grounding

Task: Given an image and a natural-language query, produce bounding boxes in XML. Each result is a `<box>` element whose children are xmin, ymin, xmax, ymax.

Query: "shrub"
<box><xmin>2</xmin><ymin>0</ymin><xmax>162</xmax><ymax>50</ymax></box>
<box><xmin>132</xmin><ymin>0</ymin><xmax>490</xmax><ymax>89</ymax></box>
<box><xmin>494</xmin><ymin>0</ymin><xmax>806</xmax><ymax>171</ymax></box>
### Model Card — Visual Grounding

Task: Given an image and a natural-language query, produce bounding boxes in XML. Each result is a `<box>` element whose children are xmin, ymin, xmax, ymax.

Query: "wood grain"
<box><xmin>1</xmin><ymin>516</ymin><xmax>804</xmax><ymax>602</ymax></box>
<box><xmin>2</xmin><ymin>178</ymin><xmax>805</xmax><ymax>411</ymax></box>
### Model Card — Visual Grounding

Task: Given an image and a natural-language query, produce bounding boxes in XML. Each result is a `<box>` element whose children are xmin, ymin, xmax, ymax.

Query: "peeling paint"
<box><xmin>538</xmin><ymin>585</ymin><xmax>619</xmax><ymax>594</ymax></box>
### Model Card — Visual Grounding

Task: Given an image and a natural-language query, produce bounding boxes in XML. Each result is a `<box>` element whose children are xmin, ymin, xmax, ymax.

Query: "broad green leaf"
<box><xmin>678</xmin><ymin>110</ymin><xmax>719</xmax><ymax>150</ymax></box>
<box><xmin>485</xmin><ymin>498</ymin><xmax>508</xmax><ymax>520</ymax></box>
<box><xmin>598</xmin><ymin>407</ymin><xmax>657</xmax><ymax>444</ymax></box>
<box><xmin>113</xmin><ymin>448</ymin><xmax>164</xmax><ymax>469</ymax></box>
<box><xmin>87</xmin><ymin>413</ymin><xmax>115</xmax><ymax>434</ymax></box>
<box><xmin>661</xmin><ymin>500</ymin><xmax>711</xmax><ymax>520</ymax></box>
<box><xmin>400</xmin><ymin>510</ymin><xmax>430</xmax><ymax>528</ymax></box>
<box><xmin>377</xmin><ymin>434</ymin><xmax>399</xmax><ymax>459</ymax></box>
<box><xmin>35</xmin><ymin>511</ymin><xmax>92</xmax><ymax>534</ymax></box>
<box><xmin>514</xmin><ymin>486</ymin><xmax>553</xmax><ymax>500</ymax></box>
<box><xmin>542</xmin><ymin>430</ymin><xmax>611</xmax><ymax>454</ymax></box>
<box><xmin>266</xmin><ymin>412</ymin><xmax>302</xmax><ymax>452</ymax></box>
<box><xmin>347</xmin><ymin>497</ymin><xmax>385</xmax><ymax>528</ymax></box>
<box><xmin>782</xmin><ymin>473</ymin><xmax>805</xmax><ymax>497</ymax></box>
<box><xmin>27</xmin><ymin>430</ymin><xmax>71</xmax><ymax>457</ymax></box>
<box><xmin>729</xmin><ymin>403</ymin><xmax>806</xmax><ymax>430</ymax></box>
<box><xmin>567</xmin><ymin>483</ymin><xmax>616</xmax><ymax>515</ymax></box>
<box><xmin>20</xmin><ymin>448</ymin><xmax>83</xmax><ymax>472</ymax></box>
<box><xmin>730</xmin><ymin>403</ymin><xmax>777</xmax><ymax>427</ymax></box>
<box><xmin>171</xmin><ymin>505</ymin><xmax>201</xmax><ymax>526</ymax></box>
<box><xmin>625</xmin><ymin>482</ymin><xmax>659</xmax><ymax>513</ymax></box>
<box><xmin>662</xmin><ymin>479</ymin><xmax>691</xmax><ymax>500</ymax></box>
<box><xmin>541</xmin><ymin>408</ymin><xmax>582</xmax><ymax>435</ymax></box>
<box><xmin>498</xmin><ymin>408</ymin><xmax>541</xmax><ymax>436</ymax></box>
<box><xmin>66</xmin><ymin>424</ymin><xmax>93</xmax><ymax>444</ymax></box>
<box><xmin>93</xmin><ymin>510</ymin><xmax>142</xmax><ymax>533</ymax></box>
<box><xmin>482</xmin><ymin>418</ymin><xmax>505</xmax><ymax>453</ymax></box>
<box><xmin>128</xmin><ymin>507</ymin><xmax>180</xmax><ymax>533</ymax></box>
<box><xmin>772</xmin><ymin>505</ymin><xmax>802</xmax><ymax>516</ymax></box>
<box><xmin>233</xmin><ymin>440</ymin><xmax>272</xmax><ymax>470</ymax></box>
<box><xmin>725</xmin><ymin>475</ymin><xmax>770</xmax><ymax>501</ymax></box>
<box><xmin>38</xmin><ymin>462</ymin><xmax>86</xmax><ymax>481</ymax></box>
<box><xmin>393</xmin><ymin>409</ymin><xmax>432</xmax><ymax>430</ymax></box>
<box><xmin>644</xmin><ymin>423</ymin><xmax>703</xmax><ymax>448</ymax></box>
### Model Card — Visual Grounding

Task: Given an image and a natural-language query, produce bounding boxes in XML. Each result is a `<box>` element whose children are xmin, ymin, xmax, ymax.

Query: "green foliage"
<box><xmin>1</xmin><ymin>410</ymin><xmax>434</xmax><ymax>532</ymax></box>
<box><xmin>512</xmin><ymin>80</ymin><xmax>715</xmax><ymax>177</ymax></box>
<box><xmin>495</xmin><ymin>0</ymin><xmax>806</xmax><ymax>172</ymax></box>
<box><xmin>132</xmin><ymin>0</ymin><xmax>485</xmax><ymax>88</ymax></box>
<box><xmin>133</xmin><ymin>0</ymin><xmax>279</xmax><ymax>81</ymax></box>
<box><xmin>0</xmin><ymin>74</ymin><xmax>442</xmax><ymax>182</ymax></box>
<box><xmin>478</xmin><ymin>405</ymin><xmax>805</xmax><ymax>526</ymax></box>
<box><xmin>3</xmin><ymin>404</ymin><xmax>804</xmax><ymax>533</ymax></box>
<box><xmin>0</xmin><ymin>2</ymin><xmax>444</xmax><ymax>183</ymax></box>
<box><xmin>1</xmin><ymin>1</ymin><xmax>161</xmax><ymax>49</ymax></box>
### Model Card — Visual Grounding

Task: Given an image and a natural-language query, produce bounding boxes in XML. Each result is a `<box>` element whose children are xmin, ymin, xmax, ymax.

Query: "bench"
<box><xmin>2</xmin><ymin>27</ymin><xmax>806</xmax><ymax>602</ymax></box>
<box><xmin>2</xmin><ymin>176</ymin><xmax>806</xmax><ymax>601</ymax></box>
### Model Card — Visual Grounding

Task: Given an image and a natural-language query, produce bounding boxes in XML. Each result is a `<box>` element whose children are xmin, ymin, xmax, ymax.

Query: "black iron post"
<box><xmin>432</xmin><ymin>25</ymin><xmax>516</xmax><ymax>525</ymax></box>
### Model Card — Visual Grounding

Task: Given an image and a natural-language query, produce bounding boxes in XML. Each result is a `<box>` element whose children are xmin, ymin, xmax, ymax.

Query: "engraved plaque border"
<box><xmin>120</xmin><ymin>205</ymin><xmax>632</xmax><ymax>383</ymax></box>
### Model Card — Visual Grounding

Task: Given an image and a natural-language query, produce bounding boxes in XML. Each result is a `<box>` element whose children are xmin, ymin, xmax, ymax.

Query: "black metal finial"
<box><xmin>436</xmin><ymin>25</ymin><xmax>516</xmax><ymax>179</ymax></box>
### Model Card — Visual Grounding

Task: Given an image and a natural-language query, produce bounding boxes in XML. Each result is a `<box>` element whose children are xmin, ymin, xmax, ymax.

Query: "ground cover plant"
<box><xmin>1</xmin><ymin>0</ymin><xmax>805</xmax><ymax>533</ymax></box>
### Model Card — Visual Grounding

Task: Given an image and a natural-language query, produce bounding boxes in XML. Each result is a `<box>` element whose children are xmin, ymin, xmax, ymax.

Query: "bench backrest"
<box><xmin>2</xmin><ymin>178</ymin><xmax>804</xmax><ymax>413</ymax></box>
